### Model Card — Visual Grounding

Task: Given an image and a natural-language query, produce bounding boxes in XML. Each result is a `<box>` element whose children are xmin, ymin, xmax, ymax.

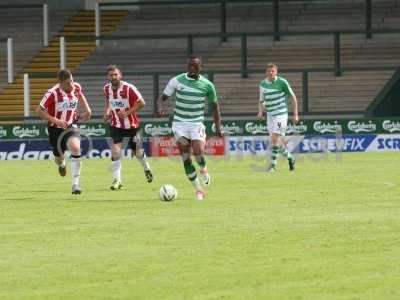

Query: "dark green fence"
<box><xmin>24</xmin><ymin>65</ymin><xmax>398</xmax><ymax>118</ymax></box>
<box><xmin>1</xmin><ymin>118</ymin><xmax>400</xmax><ymax>139</ymax></box>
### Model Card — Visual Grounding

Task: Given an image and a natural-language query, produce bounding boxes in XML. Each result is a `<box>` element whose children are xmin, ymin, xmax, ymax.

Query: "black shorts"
<box><xmin>48</xmin><ymin>125</ymin><xmax>80</xmax><ymax>157</ymax></box>
<box><xmin>110</xmin><ymin>126</ymin><xmax>140</xmax><ymax>150</ymax></box>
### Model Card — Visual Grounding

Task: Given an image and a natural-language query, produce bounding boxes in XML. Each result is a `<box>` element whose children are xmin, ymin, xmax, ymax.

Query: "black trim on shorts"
<box><xmin>109</xmin><ymin>125</ymin><xmax>140</xmax><ymax>150</ymax></box>
<box><xmin>48</xmin><ymin>125</ymin><xmax>80</xmax><ymax>157</ymax></box>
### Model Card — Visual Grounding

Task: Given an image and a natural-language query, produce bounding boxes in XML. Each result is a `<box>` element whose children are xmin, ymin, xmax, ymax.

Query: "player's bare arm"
<box><xmin>212</xmin><ymin>102</ymin><xmax>223</xmax><ymax>137</ymax></box>
<box><xmin>117</xmin><ymin>98</ymin><xmax>145</xmax><ymax>118</ymax></box>
<box><xmin>156</xmin><ymin>94</ymin><xmax>169</xmax><ymax>117</ymax></box>
<box><xmin>102</xmin><ymin>96</ymin><xmax>112</xmax><ymax>121</ymax></box>
<box><xmin>257</xmin><ymin>102</ymin><xmax>266</xmax><ymax>119</ymax></box>
<box><xmin>35</xmin><ymin>105</ymin><xmax>68</xmax><ymax>129</ymax></box>
<box><xmin>78</xmin><ymin>94</ymin><xmax>92</xmax><ymax>121</ymax></box>
<box><xmin>291</xmin><ymin>94</ymin><xmax>299</xmax><ymax>123</ymax></box>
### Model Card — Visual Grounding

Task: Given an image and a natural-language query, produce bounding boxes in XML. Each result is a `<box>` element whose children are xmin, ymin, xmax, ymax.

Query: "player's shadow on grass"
<box><xmin>2</xmin><ymin>190</ymin><xmax>58</xmax><ymax>201</ymax></box>
<box><xmin>67</xmin><ymin>189</ymin><xmax>152</xmax><ymax>202</ymax></box>
<box><xmin>68</xmin><ymin>198</ymin><xmax>150</xmax><ymax>202</ymax></box>
<box><xmin>6</xmin><ymin>190</ymin><xmax>153</xmax><ymax>202</ymax></box>
<box><xmin>2</xmin><ymin>197</ymin><xmax>33</xmax><ymax>201</ymax></box>
<box><xmin>18</xmin><ymin>190</ymin><xmax>60</xmax><ymax>193</ymax></box>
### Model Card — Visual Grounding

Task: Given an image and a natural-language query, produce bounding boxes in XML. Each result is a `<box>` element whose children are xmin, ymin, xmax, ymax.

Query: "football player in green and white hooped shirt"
<box><xmin>157</xmin><ymin>55</ymin><xmax>222</xmax><ymax>200</ymax></box>
<box><xmin>257</xmin><ymin>63</ymin><xmax>299</xmax><ymax>172</ymax></box>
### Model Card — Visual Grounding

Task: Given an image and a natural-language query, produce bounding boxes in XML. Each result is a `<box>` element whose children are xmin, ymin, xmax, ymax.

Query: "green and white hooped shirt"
<box><xmin>259</xmin><ymin>76</ymin><xmax>295</xmax><ymax>117</ymax></box>
<box><xmin>163</xmin><ymin>73</ymin><xmax>218</xmax><ymax>123</ymax></box>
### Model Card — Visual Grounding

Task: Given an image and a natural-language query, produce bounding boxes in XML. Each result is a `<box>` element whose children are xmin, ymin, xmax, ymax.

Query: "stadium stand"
<box><xmin>286</xmin><ymin>0</ymin><xmax>398</xmax><ymax>31</ymax></box>
<box><xmin>0</xmin><ymin>7</ymin><xmax>73</xmax><ymax>92</ymax></box>
<box><xmin>0</xmin><ymin>0</ymin><xmax>399</xmax><ymax>118</ymax></box>
<box><xmin>207</xmin><ymin>36</ymin><xmax>395</xmax><ymax>114</ymax></box>
<box><xmin>0</xmin><ymin>9</ymin><xmax>128</xmax><ymax>116</ymax></box>
<box><xmin>74</xmin><ymin>1</ymin><xmax>308</xmax><ymax>115</ymax></box>
<box><xmin>75</xmin><ymin>0</ymin><xmax>400</xmax><ymax>116</ymax></box>
<box><xmin>203</xmin><ymin>0</ymin><xmax>400</xmax><ymax>114</ymax></box>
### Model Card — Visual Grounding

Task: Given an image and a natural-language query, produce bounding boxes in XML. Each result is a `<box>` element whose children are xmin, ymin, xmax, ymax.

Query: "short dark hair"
<box><xmin>106</xmin><ymin>65</ymin><xmax>120</xmax><ymax>73</ymax></box>
<box><xmin>57</xmin><ymin>69</ymin><xmax>72</xmax><ymax>81</ymax></box>
<box><xmin>188</xmin><ymin>54</ymin><xmax>201</xmax><ymax>61</ymax></box>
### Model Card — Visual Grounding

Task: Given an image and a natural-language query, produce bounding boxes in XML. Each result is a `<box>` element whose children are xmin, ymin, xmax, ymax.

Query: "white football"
<box><xmin>159</xmin><ymin>184</ymin><xmax>178</xmax><ymax>201</ymax></box>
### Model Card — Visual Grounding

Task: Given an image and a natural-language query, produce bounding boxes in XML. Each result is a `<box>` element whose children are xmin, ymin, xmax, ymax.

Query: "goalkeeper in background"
<box><xmin>257</xmin><ymin>63</ymin><xmax>299</xmax><ymax>172</ymax></box>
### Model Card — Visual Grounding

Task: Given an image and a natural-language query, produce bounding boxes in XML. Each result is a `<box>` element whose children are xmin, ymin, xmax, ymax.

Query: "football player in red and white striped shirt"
<box><xmin>103</xmin><ymin>65</ymin><xmax>153</xmax><ymax>190</ymax></box>
<box><xmin>35</xmin><ymin>69</ymin><xmax>92</xmax><ymax>195</ymax></box>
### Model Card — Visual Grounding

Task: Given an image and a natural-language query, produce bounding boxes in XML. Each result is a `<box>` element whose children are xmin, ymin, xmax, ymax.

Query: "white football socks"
<box><xmin>191</xmin><ymin>177</ymin><xmax>202</xmax><ymax>191</ymax></box>
<box><xmin>70</xmin><ymin>157</ymin><xmax>81</xmax><ymax>186</ymax></box>
<box><xmin>137</xmin><ymin>153</ymin><xmax>150</xmax><ymax>171</ymax></box>
<box><xmin>111</xmin><ymin>159</ymin><xmax>122</xmax><ymax>182</ymax></box>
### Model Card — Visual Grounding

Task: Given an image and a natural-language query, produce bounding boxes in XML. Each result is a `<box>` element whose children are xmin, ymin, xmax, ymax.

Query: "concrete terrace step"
<box><xmin>0</xmin><ymin>9</ymin><xmax>128</xmax><ymax>117</ymax></box>
<box><xmin>6</xmin><ymin>0</ymin><xmax>393</xmax><ymax>117</ymax></box>
<box><xmin>0</xmin><ymin>9</ymin><xmax>74</xmax><ymax>96</ymax></box>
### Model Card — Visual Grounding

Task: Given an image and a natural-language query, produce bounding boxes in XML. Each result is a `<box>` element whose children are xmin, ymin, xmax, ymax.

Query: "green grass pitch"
<box><xmin>1</xmin><ymin>152</ymin><xmax>400</xmax><ymax>300</ymax></box>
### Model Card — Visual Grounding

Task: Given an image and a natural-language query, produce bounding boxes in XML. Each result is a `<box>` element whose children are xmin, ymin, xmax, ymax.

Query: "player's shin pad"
<box><xmin>137</xmin><ymin>150</ymin><xmax>150</xmax><ymax>171</ymax></box>
<box><xmin>195</xmin><ymin>155</ymin><xmax>206</xmax><ymax>169</ymax></box>
<box><xmin>111</xmin><ymin>159</ymin><xmax>122</xmax><ymax>182</ymax></box>
<box><xmin>279</xmin><ymin>145</ymin><xmax>293</xmax><ymax>161</ymax></box>
<box><xmin>271</xmin><ymin>146</ymin><xmax>279</xmax><ymax>166</ymax></box>
<box><xmin>70</xmin><ymin>154</ymin><xmax>82</xmax><ymax>185</ymax></box>
<box><xmin>183</xmin><ymin>161</ymin><xmax>197</xmax><ymax>181</ymax></box>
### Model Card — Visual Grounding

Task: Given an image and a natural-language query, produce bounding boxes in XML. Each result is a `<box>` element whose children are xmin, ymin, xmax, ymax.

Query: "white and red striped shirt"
<box><xmin>40</xmin><ymin>82</ymin><xmax>83</xmax><ymax>128</ymax></box>
<box><xmin>103</xmin><ymin>81</ymin><xmax>143</xmax><ymax>129</ymax></box>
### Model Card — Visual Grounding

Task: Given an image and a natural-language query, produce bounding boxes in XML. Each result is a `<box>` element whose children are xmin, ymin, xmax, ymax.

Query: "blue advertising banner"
<box><xmin>0</xmin><ymin>140</ymin><xmax>53</xmax><ymax>160</ymax></box>
<box><xmin>227</xmin><ymin>136</ymin><xmax>304</xmax><ymax>155</ymax></box>
<box><xmin>0</xmin><ymin>134</ymin><xmax>398</xmax><ymax>160</ymax></box>
<box><xmin>226</xmin><ymin>135</ymin><xmax>393</xmax><ymax>155</ymax></box>
<box><xmin>299</xmin><ymin>135</ymin><xmax>377</xmax><ymax>153</ymax></box>
<box><xmin>0</xmin><ymin>138</ymin><xmax>151</xmax><ymax>160</ymax></box>
<box><xmin>365</xmin><ymin>134</ymin><xmax>400</xmax><ymax>151</ymax></box>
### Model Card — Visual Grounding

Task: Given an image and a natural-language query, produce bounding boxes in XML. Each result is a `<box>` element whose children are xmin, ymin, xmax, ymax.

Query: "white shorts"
<box><xmin>172</xmin><ymin>122</ymin><xmax>206</xmax><ymax>142</ymax></box>
<box><xmin>267</xmin><ymin>114</ymin><xmax>288</xmax><ymax>136</ymax></box>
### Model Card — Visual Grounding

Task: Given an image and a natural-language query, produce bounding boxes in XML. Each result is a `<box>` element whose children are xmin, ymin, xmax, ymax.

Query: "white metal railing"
<box><xmin>60</xmin><ymin>36</ymin><xmax>66</xmax><ymax>69</ymax></box>
<box><xmin>0</xmin><ymin>3</ymin><xmax>51</xmax><ymax>117</ymax></box>
<box><xmin>23</xmin><ymin>73</ymin><xmax>30</xmax><ymax>118</ymax></box>
<box><xmin>7</xmin><ymin>37</ymin><xmax>14</xmax><ymax>84</ymax></box>
<box><xmin>43</xmin><ymin>4</ymin><xmax>49</xmax><ymax>47</ymax></box>
<box><xmin>4</xmin><ymin>4</ymin><xmax>49</xmax><ymax>85</ymax></box>
<box><xmin>95</xmin><ymin>3</ymin><xmax>101</xmax><ymax>46</ymax></box>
